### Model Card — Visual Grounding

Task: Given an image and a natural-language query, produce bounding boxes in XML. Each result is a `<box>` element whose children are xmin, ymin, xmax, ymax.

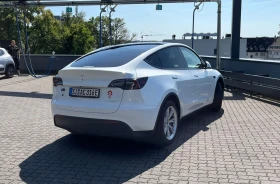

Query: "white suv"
<box><xmin>52</xmin><ymin>42</ymin><xmax>224</xmax><ymax>147</ymax></box>
<box><xmin>0</xmin><ymin>48</ymin><xmax>15</xmax><ymax>78</ymax></box>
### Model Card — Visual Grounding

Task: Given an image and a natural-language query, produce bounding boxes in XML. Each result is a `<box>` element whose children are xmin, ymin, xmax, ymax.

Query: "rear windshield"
<box><xmin>70</xmin><ymin>44</ymin><xmax>159</xmax><ymax>67</ymax></box>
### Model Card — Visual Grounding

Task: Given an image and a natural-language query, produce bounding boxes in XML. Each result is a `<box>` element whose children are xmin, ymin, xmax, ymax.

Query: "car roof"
<box><xmin>97</xmin><ymin>42</ymin><xmax>167</xmax><ymax>50</ymax></box>
<box><xmin>91</xmin><ymin>42</ymin><xmax>186</xmax><ymax>53</ymax></box>
<box><xmin>74</xmin><ymin>42</ymin><xmax>191</xmax><ymax>63</ymax></box>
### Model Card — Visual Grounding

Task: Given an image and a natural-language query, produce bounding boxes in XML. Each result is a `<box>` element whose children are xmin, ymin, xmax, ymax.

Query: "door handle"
<box><xmin>172</xmin><ymin>77</ymin><xmax>178</xmax><ymax>79</ymax></box>
<box><xmin>194</xmin><ymin>75</ymin><xmax>199</xmax><ymax>77</ymax></box>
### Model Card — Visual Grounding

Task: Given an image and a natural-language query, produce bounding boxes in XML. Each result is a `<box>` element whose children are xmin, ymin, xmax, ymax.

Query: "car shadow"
<box><xmin>19</xmin><ymin>108</ymin><xmax>224</xmax><ymax>184</ymax></box>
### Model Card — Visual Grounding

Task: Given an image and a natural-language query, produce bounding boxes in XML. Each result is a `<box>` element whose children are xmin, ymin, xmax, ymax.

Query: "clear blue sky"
<box><xmin>47</xmin><ymin>0</ymin><xmax>280</xmax><ymax>41</ymax></box>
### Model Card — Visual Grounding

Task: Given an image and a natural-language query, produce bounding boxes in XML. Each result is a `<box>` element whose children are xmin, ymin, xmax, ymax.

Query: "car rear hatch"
<box><xmin>54</xmin><ymin>68</ymin><xmax>131</xmax><ymax>114</ymax></box>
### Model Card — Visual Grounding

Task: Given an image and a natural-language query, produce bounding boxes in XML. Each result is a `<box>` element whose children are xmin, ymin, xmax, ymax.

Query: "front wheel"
<box><xmin>154</xmin><ymin>101</ymin><xmax>179</xmax><ymax>147</ymax></box>
<box><xmin>210</xmin><ymin>82</ymin><xmax>224</xmax><ymax>112</ymax></box>
<box><xmin>5</xmin><ymin>65</ymin><xmax>14</xmax><ymax>78</ymax></box>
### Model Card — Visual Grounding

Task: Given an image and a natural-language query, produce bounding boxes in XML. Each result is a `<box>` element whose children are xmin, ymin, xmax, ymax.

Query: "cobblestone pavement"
<box><xmin>1</xmin><ymin>76</ymin><xmax>280</xmax><ymax>184</ymax></box>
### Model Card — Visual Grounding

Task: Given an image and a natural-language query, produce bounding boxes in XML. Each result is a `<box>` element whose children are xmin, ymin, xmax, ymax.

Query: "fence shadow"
<box><xmin>0</xmin><ymin>91</ymin><xmax>52</xmax><ymax>99</ymax></box>
<box><xmin>224</xmin><ymin>88</ymin><xmax>280</xmax><ymax>107</ymax></box>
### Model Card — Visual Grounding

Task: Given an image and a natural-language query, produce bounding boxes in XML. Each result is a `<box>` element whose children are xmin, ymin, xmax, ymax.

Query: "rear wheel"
<box><xmin>210</xmin><ymin>82</ymin><xmax>224</xmax><ymax>112</ymax></box>
<box><xmin>154</xmin><ymin>101</ymin><xmax>179</xmax><ymax>147</ymax></box>
<box><xmin>5</xmin><ymin>65</ymin><xmax>14</xmax><ymax>78</ymax></box>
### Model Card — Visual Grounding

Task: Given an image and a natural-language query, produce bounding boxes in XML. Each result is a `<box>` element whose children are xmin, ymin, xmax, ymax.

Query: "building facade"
<box><xmin>163</xmin><ymin>37</ymin><xmax>247</xmax><ymax>58</ymax></box>
<box><xmin>267</xmin><ymin>37</ymin><xmax>280</xmax><ymax>60</ymax></box>
<box><xmin>246</xmin><ymin>37</ymin><xmax>275</xmax><ymax>59</ymax></box>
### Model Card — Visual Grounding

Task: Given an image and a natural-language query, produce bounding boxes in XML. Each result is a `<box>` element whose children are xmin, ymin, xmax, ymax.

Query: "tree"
<box><xmin>60</xmin><ymin>11</ymin><xmax>94</xmax><ymax>54</ymax></box>
<box><xmin>0</xmin><ymin>6</ymin><xmax>134</xmax><ymax>54</ymax></box>
<box><xmin>0</xmin><ymin>7</ymin><xmax>44</xmax><ymax>48</ymax></box>
<box><xmin>112</xmin><ymin>18</ymin><xmax>136</xmax><ymax>45</ymax></box>
<box><xmin>89</xmin><ymin>16</ymin><xmax>136</xmax><ymax>48</ymax></box>
<box><xmin>28</xmin><ymin>9</ymin><xmax>62</xmax><ymax>54</ymax></box>
<box><xmin>62</xmin><ymin>23</ymin><xmax>94</xmax><ymax>55</ymax></box>
<box><xmin>61</xmin><ymin>11</ymin><xmax>86</xmax><ymax>27</ymax></box>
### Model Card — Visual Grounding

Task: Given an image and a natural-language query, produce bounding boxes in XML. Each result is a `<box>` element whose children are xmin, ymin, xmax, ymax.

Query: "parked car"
<box><xmin>52</xmin><ymin>42</ymin><xmax>224</xmax><ymax>147</ymax></box>
<box><xmin>0</xmin><ymin>48</ymin><xmax>15</xmax><ymax>78</ymax></box>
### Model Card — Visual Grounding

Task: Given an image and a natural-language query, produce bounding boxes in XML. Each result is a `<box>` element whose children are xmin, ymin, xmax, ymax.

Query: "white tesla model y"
<box><xmin>52</xmin><ymin>42</ymin><xmax>224</xmax><ymax>147</ymax></box>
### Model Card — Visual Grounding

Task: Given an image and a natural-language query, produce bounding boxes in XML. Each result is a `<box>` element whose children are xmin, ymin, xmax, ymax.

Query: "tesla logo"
<box><xmin>108</xmin><ymin>90</ymin><xmax>113</xmax><ymax>98</ymax></box>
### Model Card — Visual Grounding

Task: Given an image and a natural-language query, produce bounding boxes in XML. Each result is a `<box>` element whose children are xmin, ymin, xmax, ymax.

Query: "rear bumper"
<box><xmin>51</xmin><ymin>100</ymin><xmax>160</xmax><ymax>132</ymax></box>
<box><xmin>54</xmin><ymin>115</ymin><xmax>154</xmax><ymax>138</ymax></box>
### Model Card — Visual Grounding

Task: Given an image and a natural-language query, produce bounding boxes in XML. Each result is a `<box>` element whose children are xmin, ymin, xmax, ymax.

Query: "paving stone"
<box><xmin>0</xmin><ymin>76</ymin><xmax>280</xmax><ymax>184</ymax></box>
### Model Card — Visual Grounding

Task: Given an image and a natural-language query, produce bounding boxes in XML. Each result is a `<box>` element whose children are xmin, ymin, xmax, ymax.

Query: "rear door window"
<box><xmin>156</xmin><ymin>47</ymin><xmax>186</xmax><ymax>69</ymax></box>
<box><xmin>71</xmin><ymin>44</ymin><xmax>159</xmax><ymax>68</ymax></box>
<box><xmin>0</xmin><ymin>50</ymin><xmax>4</xmax><ymax>56</ymax></box>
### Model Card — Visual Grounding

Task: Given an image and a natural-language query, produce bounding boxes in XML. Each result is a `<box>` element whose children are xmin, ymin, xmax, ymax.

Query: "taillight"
<box><xmin>53</xmin><ymin>76</ymin><xmax>63</xmax><ymax>87</ymax></box>
<box><xmin>108</xmin><ymin>77</ymin><xmax>148</xmax><ymax>90</ymax></box>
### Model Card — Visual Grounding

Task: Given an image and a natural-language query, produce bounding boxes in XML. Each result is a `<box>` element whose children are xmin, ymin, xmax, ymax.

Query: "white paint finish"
<box><xmin>0</xmin><ymin>48</ymin><xmax>15</xmax><ymax>74</ymax></box>
<box><xmin>188</xmin><ymin>69</ymin><xmax>213</xmax><ymax>109</ymax></box>
<box><xmin>135</xmin><ymin>61</ymin><xmax>174</xmax><ymax>106</ymax></box>
<box><xmin>52</xmin><ymin>43</ymin><xmax>222</xmax><ymax>132</ymax></box>
<box><xmin>51</xmin><ymin>102</ymin><xmax>159</xmax><ymax>131</ymax></box>
<box><xmin>161</xmin><ymin>69</ymin><xmax>195</xmax><ymax>117</ymax></box>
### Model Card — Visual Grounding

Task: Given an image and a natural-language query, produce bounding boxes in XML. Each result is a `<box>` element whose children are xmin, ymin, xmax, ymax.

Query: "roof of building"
<box><xmin>246</xmin><ymin>37</ymin><xmax>276</xmax><ymax>52</ymax></box>
<box><xmin>183</xmin><ymin>33</ymin><xmax>218</xmax><ymax>37</ymax></box>
<box><xmin>267</xmin><ymin>37</ymin><xmax>280</xmax><ymax>50</ymax></box>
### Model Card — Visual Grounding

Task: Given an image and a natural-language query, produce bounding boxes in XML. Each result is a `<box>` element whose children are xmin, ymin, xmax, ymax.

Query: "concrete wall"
<box><xmin>201</xmin><ymin>56</ymin><xmax>280</xmax><ymax>78</ymax></box>
<box><xmin>19</xmin><ymin>54</ymin><xmax>280</xmax><ymax>79</ymax></box>
<box><xmin>162</xmin><ymin>39</ymin><xmax>247</xmax><ymax>58</ymax></box>
<box><xmin>19</xmin><ymin>54</ymin><xmax>81</xmax><ymax>74</ymax></box>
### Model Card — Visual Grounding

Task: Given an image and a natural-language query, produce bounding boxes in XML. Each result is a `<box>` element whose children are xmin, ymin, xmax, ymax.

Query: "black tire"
<box><xmin>5</xmin><ymin>65</ymin><xmax>14</xmax><ymax>78</ymax></box>
<box><xmin>153</xmin><ymin>101</ymin><xmax>179</xmax><ymax>147</ymax></box>
<box><xmin>210</xmin><ymin>82</ymin><xmax>224</xmax><ymax>112</ymax></box>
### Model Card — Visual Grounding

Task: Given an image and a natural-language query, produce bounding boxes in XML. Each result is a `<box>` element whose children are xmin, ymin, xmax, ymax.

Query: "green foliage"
<box><xmin>29</xmin><ymin>10</ymin><xmax>62</xmax><ymax>54</ymax></box>
<box><xmin>0</xmin><ymin>7</ymin><xmax>135</xmax><ymax>55</ymax></box>
<box><xmin>71</xmin><ymin>24</ymin><xmax>94</xmax><ymax>54</ymax></box>
<box><xmin>89</xmin><ymin>16</ymin><xmax>136</xmax><ymax>48</ymax></box>
<box><xmin>0</xmin><ymin>7</ymin><xmax>44</xmax><ymax>45</ymax></box>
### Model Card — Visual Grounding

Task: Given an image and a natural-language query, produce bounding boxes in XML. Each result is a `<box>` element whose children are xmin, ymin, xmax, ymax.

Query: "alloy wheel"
<box><xmin>163</xmin><ymin>106</ymin><xmax>178</xmax><ymax>140</ymax></box>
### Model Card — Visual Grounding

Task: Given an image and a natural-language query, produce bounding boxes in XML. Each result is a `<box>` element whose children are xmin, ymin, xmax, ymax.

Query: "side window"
<box><xmin>157</xmin><ymin>47</ymin><xmax>185</xmax><ymax>69</ymax></box>
<box><xmin>0</xmin><ymin>50</ymin><xmax>4</xmax><ymax>56</ymax></box>
<box><xmin>145</xmin><ymin>53</ymin><xmax>162</xmax><ymax>68</ymax></box>
<box><xmin>179</xmin><ymin>47</ymin><xmax>203</xmax><ymax>69</ymax></box>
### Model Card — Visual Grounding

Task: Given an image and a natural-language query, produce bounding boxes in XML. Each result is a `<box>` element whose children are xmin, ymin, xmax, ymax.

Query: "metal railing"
<box><xmin>221</xmin><ymin>70</ymin><xmax>280</xmax><ymax>100</ymax></box>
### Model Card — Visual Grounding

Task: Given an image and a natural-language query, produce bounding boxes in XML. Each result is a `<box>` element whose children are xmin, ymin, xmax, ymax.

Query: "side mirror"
<box><xmin>205</xmin><ymin>61</ymin><xmax>212</xmax><ymax>69</ymax></box>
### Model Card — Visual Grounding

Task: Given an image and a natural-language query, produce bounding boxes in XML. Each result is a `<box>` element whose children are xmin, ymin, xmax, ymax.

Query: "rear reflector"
<box><xmin>108</xmin><ymin>77</ymin><xmax>148</xmax><ymax>90</ymax></box>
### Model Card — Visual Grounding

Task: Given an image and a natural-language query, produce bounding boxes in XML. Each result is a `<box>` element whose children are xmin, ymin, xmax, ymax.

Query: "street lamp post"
<box><xmin>109</xmin><ymin>4</ymin><xmax>117</xmax><ymax>45</ymax></box>
<box><xmin>99</xmin><ymin>5</ymin><xmax>108</xmax><ymax>48</ymax></box>
<box><xmin>191</xmin><ymin>2</ymin><xmax>203</xmax><ymax>49</ymax></box>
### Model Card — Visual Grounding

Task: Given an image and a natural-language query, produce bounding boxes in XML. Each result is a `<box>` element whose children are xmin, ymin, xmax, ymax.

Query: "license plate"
<box><xmin>69</xmin><ymin>88</ymin><xmax>100</xmax><ymax>98</ymax></box>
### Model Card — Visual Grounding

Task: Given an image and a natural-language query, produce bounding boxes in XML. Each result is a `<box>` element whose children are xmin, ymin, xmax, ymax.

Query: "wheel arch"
<box><xmin>153</xmin><ymin>92</ymin><xmax>181</xmax><ymax>131</ymax></box>
<box><xmin>5</xmin><ymin>63</ymin><xmax>14</xmax><ymax>72</ymax></box>
<box><xmin>217</xmin><ymin>76</ymin><xmax>224</xmax><ymax>90</ymax></box>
